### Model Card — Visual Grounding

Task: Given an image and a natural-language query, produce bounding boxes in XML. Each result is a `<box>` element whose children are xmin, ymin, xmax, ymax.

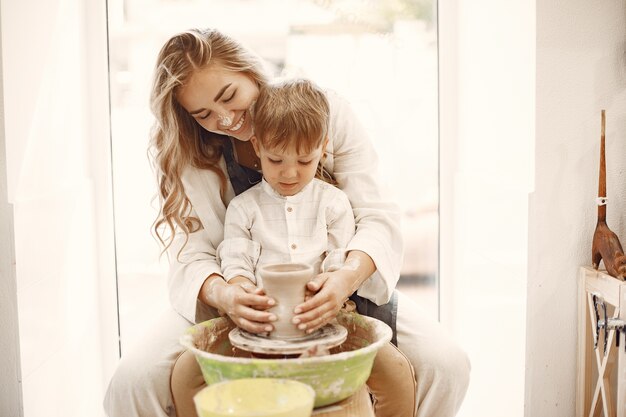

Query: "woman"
<box><xmin>104</xmin><ymin>28</ymin><xmax>470</xmax><ymax>417</ymax></box>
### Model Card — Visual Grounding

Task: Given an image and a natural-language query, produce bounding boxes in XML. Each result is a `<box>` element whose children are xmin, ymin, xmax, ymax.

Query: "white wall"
<box><xmin>440</xmin><ymin>1</ymin><xmax>534</xmax><ymax>416</ymax></box>
<box><xmin>0</xmin><ymin>0</ymin><xmax>118</xmax><ymax>416</ymax></box>
<box><xmin>527</xmin><ymin>1</ymin><xmax>626</xmax><ymax>415</ymax></box>
<box><xmin>442</xmin><ymin>2</ymin><xmax>626</xmax><ymax>416</ymax></box>
<box><xmin>0</xmin><ymin>4</ymin><xmax>23</xmax><ymax>415</ymax></box>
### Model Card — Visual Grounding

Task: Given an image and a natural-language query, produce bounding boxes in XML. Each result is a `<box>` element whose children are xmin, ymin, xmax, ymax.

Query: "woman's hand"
<box><xmin>200</xmin><ymin>275</ymin><xmax>276</xmax><ymax>333</ymax></box>
<box><xmin>291</xmin><ymin>269</ymin><xmax>356</xmax><ymax>333</ymax></box>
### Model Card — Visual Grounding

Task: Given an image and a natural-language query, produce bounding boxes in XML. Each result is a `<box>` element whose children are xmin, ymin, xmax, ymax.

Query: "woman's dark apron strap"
<box><xmin>222</xmin><ymin>137</ymin><xmax>262</xmax><ymax>195</ymax></box>
<box><xmin>349</xmin><ymin>290</ymin><xmax>399</xmax><ymax>346</ymax></box>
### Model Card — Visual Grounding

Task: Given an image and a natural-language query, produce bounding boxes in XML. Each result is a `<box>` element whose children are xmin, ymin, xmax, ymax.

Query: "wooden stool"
<box><xmin>312</xmin><ymin>385</ymin><xmax>374</xmax><ymax>417</ymax></box>
<box><xmin>577</xmin><ymin>267</ymin><xmax>626</xmax><ymax>417</ymax></box>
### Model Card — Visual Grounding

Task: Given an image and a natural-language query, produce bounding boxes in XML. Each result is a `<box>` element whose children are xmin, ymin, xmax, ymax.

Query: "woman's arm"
<box><xmin>168</xmin><ymin>166</ymin><xmax>274</xmax><ymax>331</ymax></box>
<box><xmin>167</xmin><ymin>222</ymin><xmax>223</xmax><ymax>324</ymax></box>
<box><xmin>323</xmin><ymin>90</ymin><xmax>404</xmax><ymax>304</ymax></box>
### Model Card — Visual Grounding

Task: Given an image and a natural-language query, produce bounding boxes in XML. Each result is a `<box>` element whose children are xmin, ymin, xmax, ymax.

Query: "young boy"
<box><xmin>217</xmin><ymin>78</ymin><xmax>354</xmax><ymax>289</ymax></box>
<box><xmin>214</xmin><ymin>79</ymin><xmax>416</xmax><ymax>417</ymax></box>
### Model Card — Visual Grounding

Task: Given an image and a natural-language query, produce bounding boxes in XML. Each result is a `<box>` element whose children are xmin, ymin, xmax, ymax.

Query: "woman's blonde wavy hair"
<box><xmin>149</xmin><ymin>28</ymin><xmax>269</xmax><ymax>253</ymax></box>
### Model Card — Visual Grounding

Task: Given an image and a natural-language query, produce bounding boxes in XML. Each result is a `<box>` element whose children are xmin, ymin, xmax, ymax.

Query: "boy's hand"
<box><xmin>209</xmin><ymin>276</ymin><xmax>277</xmax><ymax>334</ymax></box>
<box><xmin>291</xmin><ymin>269</ymin><xmax>355</xmax><ymax>333</ymax></box>
<box><xmin>229</xmin><ymin>276</ymin><xmax>261</xmax><ymax>293</ymax></box>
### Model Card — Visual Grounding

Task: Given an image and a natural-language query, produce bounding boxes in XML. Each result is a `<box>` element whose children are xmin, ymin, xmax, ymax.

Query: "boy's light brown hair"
<box><xmin>252</xmin><ymin>78</ymin><xmax>330</xmax><ymax>153</ymax></box>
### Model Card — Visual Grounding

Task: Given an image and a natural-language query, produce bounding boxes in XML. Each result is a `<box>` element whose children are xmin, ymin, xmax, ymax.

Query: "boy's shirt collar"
<box><xmin>260</xmin><ymin>178</ymin><xmax>315</xmax><ymax>203</ymax></box>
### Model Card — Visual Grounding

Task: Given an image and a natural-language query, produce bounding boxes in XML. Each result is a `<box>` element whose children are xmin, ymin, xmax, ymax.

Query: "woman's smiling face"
<box><xmin>176</xmin><ymin>65</ymin><xmax>259</xmax><ymax>141</ymax></box>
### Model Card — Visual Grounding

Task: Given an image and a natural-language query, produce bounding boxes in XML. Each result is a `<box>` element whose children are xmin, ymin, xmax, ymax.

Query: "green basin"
<box><xmin>180</xmin><ymin>312</ymin><xmax>391</xmax><ymax>408</ymax></box>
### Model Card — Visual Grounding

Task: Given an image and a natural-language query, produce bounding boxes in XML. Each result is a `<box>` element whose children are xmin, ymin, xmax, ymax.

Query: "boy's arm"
<box><xmin>217</xmin><ymin>202</ymin><xmax>261</xmax><ymax>284</ymax></box>
<box><xmin>322</xmin><ymin>190</ymin><xmax>356</xmax><ymax>272</ymax></box>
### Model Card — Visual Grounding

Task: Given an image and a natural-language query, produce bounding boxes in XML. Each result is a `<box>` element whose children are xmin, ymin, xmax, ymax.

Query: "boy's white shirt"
<box><xmin>217</xmin><ymin>178</ymin><xmax>355</xmax><ymax>285</ymax></box>
<box><xmin>168</xmin><ymin>90</ymin><xmax>404</xmax><ymax>324</ymax></box>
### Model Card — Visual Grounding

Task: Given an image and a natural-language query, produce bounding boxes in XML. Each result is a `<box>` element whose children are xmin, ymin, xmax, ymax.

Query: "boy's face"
<box><xmin>251</xmin><ymin>137</ymin><xmax>327</xmax><ymax>196</ymax></box>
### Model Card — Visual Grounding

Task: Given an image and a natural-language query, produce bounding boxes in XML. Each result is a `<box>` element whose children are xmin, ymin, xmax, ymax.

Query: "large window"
<box><xmin>107</xmin><ymin>0</ymin><xmax>439</xmax><ymax>351</ymax></box>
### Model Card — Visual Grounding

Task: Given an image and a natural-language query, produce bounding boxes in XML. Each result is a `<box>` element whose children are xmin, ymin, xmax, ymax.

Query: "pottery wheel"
<box><xmin>229</xmin><ymin>323</ymin><xmax>348</xmax><ymax>355</ymax></box>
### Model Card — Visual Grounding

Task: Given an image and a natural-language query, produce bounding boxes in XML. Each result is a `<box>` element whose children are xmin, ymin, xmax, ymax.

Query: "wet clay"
<box><xmin>192</xmin><ymin>312</ymin><xmax>375</xmax><ymax>359</ymax></box>
<box><xmin>258</xmin><ymin>262</ymin><xmax>313</xmax><ymax>339</ymax></box>
<box><xmin>229</xmin><ymin>322</ymin><xmax>347</xmax><ymax>355</ymax></box>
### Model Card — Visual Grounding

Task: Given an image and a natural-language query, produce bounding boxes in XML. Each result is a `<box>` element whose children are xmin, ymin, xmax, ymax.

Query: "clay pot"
<box><xmin>258</xmin><ymin>263</ymin><xmax>313</xmax><ymax>339</ymax></box>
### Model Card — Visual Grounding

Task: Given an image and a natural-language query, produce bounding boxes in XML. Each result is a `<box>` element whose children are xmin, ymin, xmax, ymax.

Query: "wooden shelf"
<box><xmin>577</xmin><ymin>267</ymin><xmax>626</xmax><ymax>417</ymax></box>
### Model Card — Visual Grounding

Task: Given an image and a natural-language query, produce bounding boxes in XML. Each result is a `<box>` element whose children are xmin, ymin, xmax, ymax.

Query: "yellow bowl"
<box><xmin>194</xmin><ymin>378</ymin><xmax>315</xmax><ymax>417</ymax></box>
